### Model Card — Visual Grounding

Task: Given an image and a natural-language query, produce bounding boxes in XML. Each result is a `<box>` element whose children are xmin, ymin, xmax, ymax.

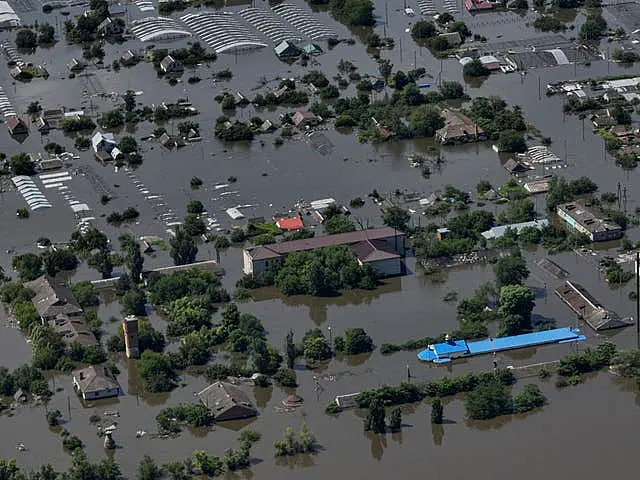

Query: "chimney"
<box><xmin>79</xmin><ymin>372</ymin><xmax>85</xmax><ymax>380</ymax></box>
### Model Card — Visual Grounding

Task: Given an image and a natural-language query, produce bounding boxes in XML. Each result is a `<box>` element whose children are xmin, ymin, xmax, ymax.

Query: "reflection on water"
<box><xmin>431</xmin><ymin>423</ymin><xmax>445</xmax><ymax>446</ymax></box>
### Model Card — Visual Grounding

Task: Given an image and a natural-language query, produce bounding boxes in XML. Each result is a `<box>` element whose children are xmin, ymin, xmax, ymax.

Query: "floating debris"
<box><xmin>16</xmin><ymin>443</ymin><xmax>26</xmax><ymax>452</ymax></box>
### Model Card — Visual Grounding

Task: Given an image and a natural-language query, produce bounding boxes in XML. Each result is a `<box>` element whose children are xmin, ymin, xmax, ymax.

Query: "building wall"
<box><xmin>557</xmin><ymin>207</ymin><xmax>622</xmax><ymax>242</ymax></box>
<box><xmin>382</xmin><ymin>234</ymin><xmax>405</xmax><ymax>255</ymax></box>
<box><xmin>243</xmin><ymin>250</ymin><xmax>254</xmax><ymax>275</ymax></box>
<box><xmin>557</xmin><ymin>208</ymin><xmax>593</xmax><ymax>241</ymax></box>
<box><xmin>83</xmin><ymin>387</ymin><xmax>120</xmax><ymax>400</ymax></box>
<box><xmin>368</xmin><ymin>258</ymin><xmax>402</xmax><ymax>277</ymax></box>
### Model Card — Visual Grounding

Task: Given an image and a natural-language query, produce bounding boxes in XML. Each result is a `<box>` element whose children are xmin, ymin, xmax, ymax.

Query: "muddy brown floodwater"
<box><xmin>1</xmin><ymin>0</ymin><xmax>640</xmax><ymax>476</ymax></box>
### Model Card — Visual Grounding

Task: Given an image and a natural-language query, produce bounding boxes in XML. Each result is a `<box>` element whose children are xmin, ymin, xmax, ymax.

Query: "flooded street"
<box><xmin>1</xmin><ymin>0</ymin><xmax>640</xmax><ymax>476</ymax></box>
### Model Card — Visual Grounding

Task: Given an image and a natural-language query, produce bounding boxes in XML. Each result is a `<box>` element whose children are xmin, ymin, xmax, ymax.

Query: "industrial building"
<box><xmin>556</xmin><ymin>200</ymin><xmax>623</xmax><ymax>242</ymax></box>
<box><xmin>555</xmin><ymin>281</ymin><xmax>632</xmax><ymax>331</ymax></box>
<box><xmin>243</xmin><ymin>227</ymin><xmax>405</xmax><ymax>277</ymax></box>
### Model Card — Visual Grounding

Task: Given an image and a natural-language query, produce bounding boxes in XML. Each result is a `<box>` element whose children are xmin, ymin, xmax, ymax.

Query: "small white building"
<box><xmin>73</xmin><ymin>366</ymin><xmax>120</xmax><ymax>400</ymax></box>
<box><xmin>160</xmin><ymin>55</ymin><xmax>184</xmax><ymax>74</ymax></box>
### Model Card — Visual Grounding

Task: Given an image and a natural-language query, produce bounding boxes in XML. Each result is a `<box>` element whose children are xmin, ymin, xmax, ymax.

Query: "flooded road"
<box><xmin>1</xmin><ymin>0</ymin><xmax>640</xmax><ymax>476</ymax></box>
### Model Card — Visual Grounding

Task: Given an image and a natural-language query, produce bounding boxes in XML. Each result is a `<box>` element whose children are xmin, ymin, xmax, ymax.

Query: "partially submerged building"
<box><xmin>159</xmin><ymin>55</ymin><xmax>184</xmax><ymax>74</ymax></box>
<box><xmin>557</xmin><ymin>200</ymin><xmax>623</xmax><ymax>242</ymax></box>
<box><xmin>7</xmin><ymin>117</ymin><xmax>28</xmax><ymax>136</ymax></box>
<box><xmin>481</xmin><ymin>219</ymin><xmax>549</xmax><ymax>240</ymax></box>
<box><xmin>197</xmin><ymin>381</ymin><xmax>258</xmax><ymax>421</ymax></box>
<box><xmin>555</xmin><ymin>281</ymin><xmax>631</xmax><ymax>331</ymax></box>
<box><xmin>292</xmin><ymin>110</ymin><xmax>319</xmax><ymax>129</ymax></box>
<box><xmin>73</xmin><ymin>366</ymin><xmax>121</xmax><ymax>400</ymax></box>
<box><xmin>123</xmin><ymin>315</ymin><xmax>139</xmax><ymax>359</ymax></box>
<box><xmin>243</xmin><ymin>227</ymin><xmax>405</xmax><ymax>277</ymax></box>
<box><xmin>274</xmin><ymin>40</ymin><xmax>300</xmax><ymax>58</ymax></box>
<box><xmin>25</xmin><ymin>275</ymin><xmax>83</xmax><ymax>323</ymax></box>
<box><xmin>435</xmin><ymin>109</ymin><xmax>485</xmax><ymax>144</ymax></box>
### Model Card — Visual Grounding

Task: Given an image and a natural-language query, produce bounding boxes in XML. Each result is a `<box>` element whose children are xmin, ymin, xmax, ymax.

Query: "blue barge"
<box><xmin>417</xmin><ymin>327</ymin><xmax>586</xmax><ymax>363</ymax></box>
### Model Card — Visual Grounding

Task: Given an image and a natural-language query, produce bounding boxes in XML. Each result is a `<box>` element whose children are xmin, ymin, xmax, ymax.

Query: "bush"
<box><xmin>273</xmin><ymin>368</ymin><xmax>297</xmax><ymax>387</ymax></box>
<box><xmin>512</xmin><ymin>384</ymin><xmax>546</xmax><ymax>413</ymax></box>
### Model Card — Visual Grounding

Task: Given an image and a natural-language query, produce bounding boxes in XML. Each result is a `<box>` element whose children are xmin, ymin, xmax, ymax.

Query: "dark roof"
<box><xmin>7</xmin><ymin>117</ymin><xmax>27</xmax><ymax>134</ymax></box>
<box><xmin>197</xmin><ymin>381</ymin><xmax>258</xmax><ymax>420</ymax></box>
<box><xmin>247</xmin><ymin>227</ymin><xmax>404</xmax><ymax>261</ymax></box>
<box><xmin>503</xmin><ymin>158</ymin><xmax>530</xmax><ymax>173</ymax></box>
<box><xmin>554</xmin><ymin>280</ymin><xmax>630</xmax><ymax>331</ymax></box>
<box><xmin>73</xmin><ymin>366</ymin><xmax>119</xmax><ymax>394</ymax></box>
<box><xmin>24</xmin><ymin>275</ymin><xmax>83</xmax><ymax>319</ymax></box>
<box><xmin>351</xmin><ymin>239</ymin><xmax>400</xmax><ymax>263</ymax></box>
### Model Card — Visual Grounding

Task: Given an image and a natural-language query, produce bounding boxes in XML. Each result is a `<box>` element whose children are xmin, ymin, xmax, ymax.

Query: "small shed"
<box><xmin>302</xmin><ymin>43</ymin><xmax>323</xmax><ymax>55</ymax></box>
<box><xmin>275</xmin><ymin>40</ymin><xmax>300</xmax><ymax>58</ymax></box>
<box><xmin>160</xmin><ymin>55</ymin><xmax>184</xmax><ymax>74</ymax></box>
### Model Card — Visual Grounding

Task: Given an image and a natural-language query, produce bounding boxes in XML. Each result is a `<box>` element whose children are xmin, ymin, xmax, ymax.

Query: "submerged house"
<box><xmin>243</xmin><ymin>227</ymin><xmax>405</xmax><ymax>277</ymax></box>
<box><xmin>274</xmin><ymin>40</ymin><xmax>300</xmax><ymax>58</ymax></box>
<box><xmin>7</xmin><ymin>117</ymin><xmax>28</xmax><ymax>136</ymax></box>
<box><xmin>24</xmin><ymin>275</ymin><xmax>83</xmax><ymax>323</ymax></box>
<box><xmin>197</xmin><ymin>381</ymin><xmax>258</xmax><ymax>421</ymax></box>
<box><xmin>555</xmin><ymin>280</ymin><xmax>631</xmax><ymax>331</ymax></box>
<box><xmin>435</xmin><ymin>109</ymin><xmax>484</xmax><ymax>144</ymax></box>
<box><xmin>73</xmin><ymin>366</ymin><xmax>121</xmax><ymax>400</ymax></box>
<box><xmin>160</xmin><ymin>55</ymin><xmax>184</xmax><ymax>74</ymax></box>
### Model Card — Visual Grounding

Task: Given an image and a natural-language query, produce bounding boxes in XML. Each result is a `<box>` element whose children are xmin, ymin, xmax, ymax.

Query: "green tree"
<box><xmin>87</xmin><ymin>250</ymin><xmax>115</xmax><ymax>279</ymax></box>
<box><xmin>99</xmin><ymin>109</ymin><xmax>124</xmax><ymax>129</ymax></box>
<box><xmin>12</xmin><ymin>253</ymin><xmax>42</xmax><ymax>281</ymax></box>
<box><xmin>70</xmin><ymin>281</ymin><xmax>99</xmax><ymax>308</ymax></box>
<box><xmin>363</xmin><ymin>397</ymin><xmax>386</xmax><ymax>433</ymax></box>
<box><xmin>341</xmin><ymin>327</ymin><xmax>373</xmax><ymax>354</ymax></box>
<box><xmin>9</xmin><ymin>153</ymin><xmax>36</xmax><ymax>176</ymax></box>
<box><xmin>465</xmin><ymin>378</ymin><xmax>512</xmax><ymax>420</ymax></box>
<box><xmin>411</xmin><ymin>20</ymin><xmax>437</xmax><ymax>39</ymax></box>
<box><xmin>183</xmin><ymin>214</ymin><xmax>206</xmax><ymax>237</ymax></box>
<box><xmin>463</xmin><ymin>58</ymin><xmax>489</xmax><ymax>77</ymax></box>
<box><xmin>136</xmin><ymin>455</ymin><xmax>162</xmax><ymax>480</ymax></box>
<box><xmin>493</xmin><ymin>252</ymin><xmax>529</xmax><ymax>288</ymax></box>
<box><xmin>498</xmin><ymin>130</ymin><xmax>527</xmax><ymax>153</ymax></box>
<box><xmin>438</xmin><ymin>81</ymin><xmax>464</xmax><ymax>99</ymax></box>
<box><xmin>388</xmin><ymin>407</ymin><xmax>402</xmax><ymax>432</ymax></box>
<box><xmin>409</xmin><ymin>105</ymin><xmax>444</xmax><ymax>137</ymax></box>
<box><xmin>16</xmin><ymin>29</ymin><xmax>37</xmax><ymax>49</ymax></box>
<box><xmin>382</xmin><ymin>206</ymin><xmax>411</xmax><ymax>231</ymax></box>
<box><xmin>118</xmin><ymin>136</ymin><xmax>138</xmax><ymax>154</ymax></box>
<box><xmin>42</xmin><ymin>249</ymin><xmax>78</xmax><ymax>277</ymax></box>
<box><xmin>324</xmin><ymin>214</ymin><xmax>356</xmax><ymax>234</ymax></box>
<box><xmin>513</xmin><ymin>384</ymin><xmax>546</xmax><ymax>413</ymax></box>
<box><xmin>498</xmin><ymin>284</ymin><xmax>535</xmax><ymax>332</ymax></box>
<box><xmin>284</xmin><ymin>330</ymin><xmax>296</xmax><ymax>369</ymax></box>
<box><xmin>119</xmin><ymin>234</ymin><xmax>144</xmax><ymax>282</ymax></box>
<box><xmin>121</xmin><ymin>288</ymin><xmax>146</xmax><ymax>316</ymax></box>
<box><xmin>37</xmin><ymin>24</ymin><xmax>55</xmax><ymax>44</ymax></box>
<box><xmin>186</xmin><ymin>200</ymin><xmax>204</xmax><ymax>214</ymax></box>
<box><xmin>123</xmin><ymin>90</ymin><xmax>136</xmax><ymax>112</ymax></box>
<box><xmin>431</xmin><ymin>398</ymin><xmax>443</xmax><ymax>424</ymax></box>
<box><xmin>169</xmin><ymin>226</ymin><xmax>198</xmax><ymax>265</ymax></box>
<box><xmin>303</xmin><ymin>335</ymin><xmax>332</xmax><ymax>361</ymax></box>
<box><xmin>138</xmin><ymin>350</ymin><xmax>176</xmax><ymax>393</ymax></box>
<box><xmin>193</xmin><ymin>451</ymin><xmax>223</xmax><ymax>477</ymax></box>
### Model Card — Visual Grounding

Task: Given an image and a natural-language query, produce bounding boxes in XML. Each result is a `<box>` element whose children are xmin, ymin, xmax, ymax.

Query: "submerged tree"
<box><xmin>431</xmin><ymin>398</ymin><xmax>443</xmax><ymax>424</ymax></box>
<box><xmin>364</xmin><ymin>397</ymin><xmax>386</xmax><ymax>433</ymax></box>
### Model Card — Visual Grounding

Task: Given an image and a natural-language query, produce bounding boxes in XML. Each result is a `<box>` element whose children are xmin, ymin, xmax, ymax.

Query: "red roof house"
<box><xmin>465</xmin><ymin>0</ymin><xmax>493</xmax><ymax>10</ymax></box>
<box><xmin>276</xmin><ymin>217</ymin><xmax>304</xmax><ymax>231</ymax></box>
<box><xmin>7</xmin><ymin>117</ymin><xmax>28</xmax><ymax>136</ymax></box>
